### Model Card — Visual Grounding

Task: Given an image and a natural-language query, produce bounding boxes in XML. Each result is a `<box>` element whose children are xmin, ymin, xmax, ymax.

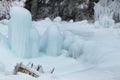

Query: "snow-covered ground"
<box><xmin>0</xmin><ymin>18</ymin><xmax>120</xmax><ymax>80</ymax></box>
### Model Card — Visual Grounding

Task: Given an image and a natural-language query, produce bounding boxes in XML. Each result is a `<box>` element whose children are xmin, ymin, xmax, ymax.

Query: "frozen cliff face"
<box><xmin>40</xmin><ymin>24</ymin><xmax>63</xmax><ymax>56</ymax></box>
<box><xmin>8</xmin><ymin>7</ymin><xmax>32</xmax><ymax>58</ymax></box>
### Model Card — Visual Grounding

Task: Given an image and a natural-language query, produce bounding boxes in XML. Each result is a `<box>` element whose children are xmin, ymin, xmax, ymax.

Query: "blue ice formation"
<box><xmin>40</xmin><ymin>24</ymin><xmax>63</xmax><ymax>56</ymax></box>
<box><xmin>8</xmin><ymin>7</ymin><xmax>63</xmax><ymax>58</ymax></box>
<box><xmin>8</xmin><ymin>7</ymin><xmax>40</xmax><ymax>58</ymax></box>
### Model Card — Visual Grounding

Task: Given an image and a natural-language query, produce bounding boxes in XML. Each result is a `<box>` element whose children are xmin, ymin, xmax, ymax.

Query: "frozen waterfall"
<box><xmin>8</xmin><ymin>7</ymin><xmax>40</xmax><ymax>58</ymax></box>
<box><xmin>40</xmin><ymin>24</ymin><xmax>63</xmax><ymax>56</ymax></box>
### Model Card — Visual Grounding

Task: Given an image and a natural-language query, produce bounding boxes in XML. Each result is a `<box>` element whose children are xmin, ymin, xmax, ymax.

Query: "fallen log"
<box><xmin>13</xmin><ymin>62</ymin><xmax>43</xmax><ymax>78</ymax></box>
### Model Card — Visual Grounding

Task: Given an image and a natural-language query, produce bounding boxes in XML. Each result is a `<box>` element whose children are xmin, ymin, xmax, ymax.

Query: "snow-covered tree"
<box><xmin>0</xmin><ymin>0</ymin><xmax>25</xmax><ymax>20</ymax></box>
<box><xmin>0</xmin><ymin>0</ymin><xmax>12</xmax><ymax>20</ymax></box>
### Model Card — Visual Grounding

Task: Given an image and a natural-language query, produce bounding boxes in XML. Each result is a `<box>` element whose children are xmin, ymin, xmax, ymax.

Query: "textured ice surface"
<box><xmin>8</xmin><ymin>7</ymin><xmax>32</xmax><ymax>58</ymax></box>
<box><xmin>0</xmin><ymin>62</ymin><xmax>5</xmax><ymax>72</ymax></box>
<box><xmin>40</xmin><ymin>24</ymin><xmax>63</xmax><ymax>56</ymax></box>
<box><xmin>30</xmin><ymin>28</ymin><xmax>40</xmax><ymax>57</ymax></box>
<box><xmin>53</xmin><ymin>17</ymin><xmax>62</xmax><ymax>22</ymax></box>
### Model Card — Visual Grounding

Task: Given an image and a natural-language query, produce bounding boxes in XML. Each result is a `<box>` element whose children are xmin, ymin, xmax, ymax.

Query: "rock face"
<box><xmin>25</xmin><ymin>0</ymin><xmax>99</xmax><ymax>21</ymax></box>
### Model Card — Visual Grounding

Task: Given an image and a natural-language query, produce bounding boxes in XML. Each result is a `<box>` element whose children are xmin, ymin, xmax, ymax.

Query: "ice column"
<box><xmin>30</xmin><ymin>28</ymin><xmax>40</xmax><ymax>57</ymax></box>
<box><xmin>46</xmin><ymin>25</ymin><xmax>63</xmax><ymax>56</ymax></box>
<box><xmin>40</xmin><ymin>24</ymin><xmax>63</xmax><ymax>56</ymax></box>
<box><xmin>8</xmin><ymin>7</ymin><xmax>32</xmax><ymax>58</ymax></box>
